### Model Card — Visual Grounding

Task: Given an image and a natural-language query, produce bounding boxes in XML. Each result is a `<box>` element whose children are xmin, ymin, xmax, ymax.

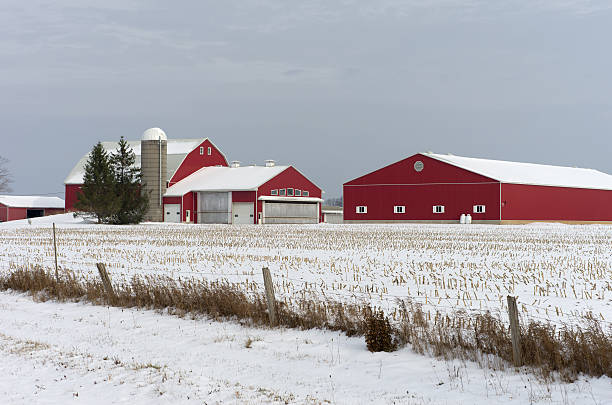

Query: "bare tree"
<box><xmin>0</xmin><ymin>156</ymin><xmax>12</xmax><ymax>192</ymax></box>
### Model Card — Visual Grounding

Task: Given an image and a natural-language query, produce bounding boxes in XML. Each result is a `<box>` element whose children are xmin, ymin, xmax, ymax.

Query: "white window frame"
<box><xmin>433</xmin><ymin>205</ymin><xmax>445</xmax><ymax>214</ymax></box>
<box><xmin>295</xmin><ymin>189</ymin><xmax>302</xmax><ymax>196</ymax></box>
<box><xmin>303</xmin><ymin>190</ymin><xmax>309</xmax><ymax>196</ymax></box>
<box><xmin>207</xmin><ymin>146</ymin><xmax>212</xmax><ymax>155</ymax></box>
<box><xmin>393</xmin><ymin>205</ymin><xmax>405</xmax><ymax>214</ymax></box>
<box><xmin>199</xmin><ymin>146</ymin><xmax>204</xmax><ymax>155</ymax></box>
<box><xmin>279</xmin><ymin>189</ymin><xmax>286</xmax><ymax>196</ymax></box>
<box><xmin>287</xmin><ymin>188</ymin><xmax>294</xmax><ymax>196</ymax></box>
<box><xmin>473</xmin><ymin>205</ymin><xmax>485</xmax><ymax>213</ymax></box>
<box><xmin>271</xmin><ymin>189</ymin><xmax>278</xmax><ymax>196</ymax></box>
<box><xmin>356</xmin><ymin>206</ymin><xmax>367</xmax><ymax>214</ymax></box>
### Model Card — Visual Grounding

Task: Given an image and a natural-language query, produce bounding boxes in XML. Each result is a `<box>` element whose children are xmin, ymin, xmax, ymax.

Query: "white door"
<box><xmin>164</xmin><ymin>204</ymin><xmax>181</xmax><ymax>223</ymax></box>
<box><xmin>232</xmin><ymin>202</ymin><xmax>254</xmax><ymax>224</ymax></box>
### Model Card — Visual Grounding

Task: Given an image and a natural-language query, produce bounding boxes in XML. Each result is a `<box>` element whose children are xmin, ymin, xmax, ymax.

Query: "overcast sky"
<box><xmin>2</xmin><ymin>1</ymin><xmax>612</xmax><ymax>198</ymax></box>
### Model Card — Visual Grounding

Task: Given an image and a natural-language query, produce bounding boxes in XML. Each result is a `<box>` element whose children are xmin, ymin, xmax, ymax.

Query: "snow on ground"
<box><xmin>1</xmin><ymin>214</ymin><xmax>611</xmax><ymax>327</ymax></box>
<box><xmin>0</xmin><ymin>291</ymin><xmax>610</xmax><ymax>405</ymax></box>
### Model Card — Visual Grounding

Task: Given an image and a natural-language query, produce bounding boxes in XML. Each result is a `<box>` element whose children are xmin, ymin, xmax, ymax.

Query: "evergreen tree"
<box><xmin>74</xmin><ymin>142</ymin><xmax>119</xmax><ymax>223</ymax></box>
<box><xmin>110</xmin><ymin>137</ymin><xmax>149</xmax><ymax>224</ymax></box>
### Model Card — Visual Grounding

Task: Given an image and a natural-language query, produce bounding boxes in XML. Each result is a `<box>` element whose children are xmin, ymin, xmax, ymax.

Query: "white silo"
<box><xmin>141</xmin><ymin>127</ymin><xmax>167</xmax><ymax>222</ymax></box>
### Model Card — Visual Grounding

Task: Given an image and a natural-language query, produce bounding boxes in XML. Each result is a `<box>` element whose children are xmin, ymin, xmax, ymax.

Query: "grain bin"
<box><xmin>141</xmin><ymin>127</ymin><xmax>167</xmax><ymax>222</ymax></box>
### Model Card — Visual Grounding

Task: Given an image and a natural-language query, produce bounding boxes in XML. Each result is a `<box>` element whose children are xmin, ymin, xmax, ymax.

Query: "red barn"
<box><xmin>163</xmin><ymin>161</ymin><xmax>322</xmax><ymax>224</ymax></box>
<box><xmin>0</xmin><ymin>195</ymin><xmax>65</xmax><ymax>222</ymax></box>
<box><xmin>64</xmin><ymin>138</ymin><xmax>228</xmax><ymax>211</ymax></box>
<box><xmin>343</xmin><ymin>153</ymin><xmax>612</xmax><ymax>224</ymax></box>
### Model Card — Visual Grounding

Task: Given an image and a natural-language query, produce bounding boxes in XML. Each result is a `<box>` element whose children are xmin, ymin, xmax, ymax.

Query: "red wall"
<box><xmin>45</xmin><ymin>208</ymin><xmax>65</xmax><ymax>216</ymax></box>
<box><xmin>346</xmin><ymin>154</ymin><xmax>495</xmax><ymax>186</ymax></box>
<box><xmin>343</xmin><ymin>183</ymin><xmax>500</xmax><ymax>221</ymax></box>
<box><xmin>501</xmin><ymin>184</ymin><xmax>612</xmax><ymax>221</ymax></box>
<box><xmin>0</xmin><ymin>206</ymin><xmax>27</xmax><ymax>221</ymax></box>
<box><xmin>169</xmin><ymin>140</ymin><xmax>228</xmax><ymax>186</ymax></box>
<box><xmin>257</xmin><ymin>166</ymin><xmax>323</xmax><ymax>223</ymax></box>
<box><xmin>65</xmin><ymin>184</ymin><xmax>82</xmax><ymax>211</ymax></box>
<box><xmin>344</xmin><ymin>154</ymin><xmax>500</xmax><ymax>222</ymax></box>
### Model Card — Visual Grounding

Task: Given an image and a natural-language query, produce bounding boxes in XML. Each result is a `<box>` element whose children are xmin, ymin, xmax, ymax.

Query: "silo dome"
<box><xmin>141</xmin><ymin>127</ymin><xmax>167</xmax><ymax>141</ymax></box>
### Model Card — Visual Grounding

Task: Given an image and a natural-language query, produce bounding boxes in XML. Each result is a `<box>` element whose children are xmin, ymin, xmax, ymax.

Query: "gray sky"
<box><xmin>2</xmin><ymin>1</ymin><xmax>612</xmax><ymax>198</ymax></box>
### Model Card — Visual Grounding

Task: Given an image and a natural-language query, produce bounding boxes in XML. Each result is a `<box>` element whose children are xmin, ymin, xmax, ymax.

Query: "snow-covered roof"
<box><xmin>0</xmin><ymin>195</ymin><xmax>65</xmax><ymax>208</ymax></box>
<box><xmin>424</xmin><ymin>153</ymin><xmax>612</xmax><ymax>191</ymax></box>
<box><xmin>64</xmin><ymin>139</ymin><xmax>206</xmax><ymax>184</ymax></box>
<box><xmin>165</xmin><ymin>165</ymin><xmax>289</xmax><ymax>196</ymax></box>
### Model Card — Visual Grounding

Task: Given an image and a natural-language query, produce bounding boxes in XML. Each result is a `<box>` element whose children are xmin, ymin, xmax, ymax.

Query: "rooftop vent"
<box><xmin>230</xmin><ymin>161</ymin><xmax>241</xmax><ymax>168</ymax></box>
<box><xmin>265</xmin><ymin>159</ymin><xmax>276</xmax><ymax>167</ymax></box>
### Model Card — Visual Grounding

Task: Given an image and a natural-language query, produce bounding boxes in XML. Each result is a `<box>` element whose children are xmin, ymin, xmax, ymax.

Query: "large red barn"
<box><xmin>343</xmin><ymin>153</ymin><xmax>612</xmax><ymax>224</ymax></box>
<box><xmin>64</xmin><ymin>137</ymin><xmax>228</xmax><ymax>211</ymax></box>
<box><xmin>163</xmin><ymin>161</ymin><xmax>323</xmax><ymax>224</ymax></box>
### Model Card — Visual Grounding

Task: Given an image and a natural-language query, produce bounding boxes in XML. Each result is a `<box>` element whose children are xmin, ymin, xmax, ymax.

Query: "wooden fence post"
<box><xmin>96</xmin><ymin>263</ymin><xmax>116</xmax><ymax>304</ymax></box>
<box><xmin>262</xmin><ymin>267</ymin><xmax>277</xmax><ymax>326</ymax></box>
<box><xmin>507</xmin><ymin>295</ymin><xmax>522</xmax><ymax>367</ymax></box>
<box><xmin>52</xmin><ymin>223</ymin><xmax>59</xmax><ymax>283</ymax></box>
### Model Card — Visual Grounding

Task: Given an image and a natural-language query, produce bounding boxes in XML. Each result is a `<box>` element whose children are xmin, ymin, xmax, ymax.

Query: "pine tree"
<box><xmin>110</xmin><ymin>137</ymin><xmax>149</xmax><ymax>224</ymax></box>
<box><xmin>74</xmin><ymin>142</ymin><xmax>119</xmax><ymax>223</ymax></box>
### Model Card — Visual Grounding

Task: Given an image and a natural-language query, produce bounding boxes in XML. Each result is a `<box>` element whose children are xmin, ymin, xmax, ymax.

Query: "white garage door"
<box><xmin>232</xmin><ymin>202</ymin><xmax>254</xmax><ymax>224</ymax></box>
<box><xmin>164</xmin><ymin>204</ymin><xmax>181</xmax><ymax>223</ymax></box>
<box><xmin>264</xmin><ymin>202</ymin><xmax>318</xmax><ymax>224</ymax></box>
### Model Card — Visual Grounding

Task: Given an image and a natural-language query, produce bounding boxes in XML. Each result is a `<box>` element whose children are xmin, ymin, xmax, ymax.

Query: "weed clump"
<box><xmin>365</xmin><ymin>310</ymin><xmax>395</xmax><ymax>352</ymax></box>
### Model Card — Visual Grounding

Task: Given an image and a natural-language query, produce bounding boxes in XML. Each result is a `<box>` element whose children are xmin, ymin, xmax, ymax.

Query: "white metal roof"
<box><xmin>141</xmin><ymin>127</ymin><xmax>167</xmax><ymax>141</ymax></box>
<box><xmin>424</xmin><ymin>153</ymin><xmax>612</xmax><ymax>191</ymax></box>
<box><xmin>64</xmin><ymin>138</ymin><xmax>210</xmax><ymax>184</ymax></box>
<box><xmin>164</xmin><ymin>165</ymin><xmax>289</xmax><ymax>196</ymax></box>
<box><xmin>0</xmin><ymin>195</ymin><xmax>65</xmax><ymax>208</ymax></box>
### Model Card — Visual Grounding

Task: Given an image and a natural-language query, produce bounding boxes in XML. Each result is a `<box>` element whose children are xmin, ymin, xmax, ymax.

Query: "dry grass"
<box><xmin>1</xmin><ymin>265</ymin><xmax>610</xmax><ymax>382</ymax></box>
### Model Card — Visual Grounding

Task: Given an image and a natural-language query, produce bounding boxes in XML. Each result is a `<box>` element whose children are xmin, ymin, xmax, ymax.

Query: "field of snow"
<box><xmin>1</xmin><ymin>291</ymin><xmax>611</xmax><ymax>404</ymax></box>
<box><xmin>1</xmin><ymin>214</ymin><xmax>611</xmax><ymax>404</ymax></box>
<box><xmin>1</xmin><ymin>214</ymin><xmax>611</xmax><ymax>328</ymax></box>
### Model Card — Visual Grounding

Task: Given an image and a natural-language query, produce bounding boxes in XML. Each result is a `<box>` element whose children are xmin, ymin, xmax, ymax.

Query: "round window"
<box><xmin>414</xmin><ymin>160</ymin><xmax>424</xmax><ymax>172</ymax></box>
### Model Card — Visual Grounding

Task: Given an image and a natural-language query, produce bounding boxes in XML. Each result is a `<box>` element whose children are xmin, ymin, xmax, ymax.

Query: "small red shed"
<box><xmin>163</xmin><ymin>161</ymin><xmax>323</xmax><ymax>224</ymax></box>
<box><xmin>0</xmin><ymin>195</ymin><xmax>65</xmax><ymax>222</ymax></box>
<box><xmin>343</xmin><ymin>153</ymin><xmax>612</xmax><ymax>224</ymax></box>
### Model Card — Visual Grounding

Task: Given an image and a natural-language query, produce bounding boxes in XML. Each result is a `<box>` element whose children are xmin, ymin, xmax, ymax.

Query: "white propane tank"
<box><xmin>466</xmin><ymin>214</ymin><xmax>472</xmax><ymax>224</ymax></box>
<box><xmin>460</xmin><ymin>214</ymin><xmax>466</xmax><ymax>224</ymax></box>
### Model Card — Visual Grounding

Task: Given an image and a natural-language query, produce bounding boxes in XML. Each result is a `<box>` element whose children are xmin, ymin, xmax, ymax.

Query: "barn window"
<box><xmin>287</xmin><ymin>188</ymin><xmax>294</xmax><ymax>196</ymax></box>
<box><xmin>356</xmin><ymin>206</ymin><xmax>367</xmax><ymax>214</ymax></box>
<box><xmin>279</xmin><ymin>189</ymin><xmax>286</xmax><ymax>196</ymax></box>
<box><xmin>473</xmin><ymin>205</ymin><xmax>485</xmax><ymax>213</ymax></box>
<box><xmin>303</xmin><ymin>190</ymin><xmax>309</xmax><ymax>196</ymax></box>
<box><xmin>433</xmin><ymin>205</ymin><xmax>445</xmax><ymax>214</ymax></box>
<box><xmin>295</xmin><ymin>189</ymin><xmax>302</xmax><ymax>196</ymax></box>
<box><xmin>271</xmin><ymin>189</ymin><xmax>278</xmax><ymax>196</ymax></box>
<box><xmin>199</xmin><ymin>146</ymin><xmax>204</xmax><ymax>155</ymax></box>
<box><xmin>394</xmin><ymin>205</ymin><xmax>405</xmax><ymax>214</ymax></box>
<box><xmin>207</xmin><ymin>147</ymin><xmax>212</xmax><ymax>155</ymax></box>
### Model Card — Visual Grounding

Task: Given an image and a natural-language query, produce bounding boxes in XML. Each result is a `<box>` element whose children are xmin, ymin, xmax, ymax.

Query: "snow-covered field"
<box><xmin>1</xmin><ymin>291</ymin><xmax>611</xmax><ymax>404</ymax></box>
<box><xmin>1</xmin><ymin>213</ymin><xmax>611</xmax><ymax>327</ymax></box>
<box><xmin>1</xmin><ymin>214</ymin><xmax>611</xmax><ymax>404</ymax></box>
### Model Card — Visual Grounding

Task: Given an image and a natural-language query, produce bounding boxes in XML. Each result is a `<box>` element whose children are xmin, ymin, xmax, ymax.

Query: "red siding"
<box><xmin>345</xmin><ymin>154</ymin><xmax>495</xmax><ymax>186</ymax></box>
<box><xmin>44</xmin><ymin>208</ymin><xmax>65</xmax><ymax>216</ymax></box>
<box><xmin>0</xmin><ymin>203</ymin><xmax>8</xmax><ymax>221</ymax></box>
<box><xmin>169</xmin><ymin>140</ymin><xmax>228</xmax><ymax>186</ymax></box>
<box><xmin>343</xmin><ymin>183</ymin><xmax>500</xmax><ymax>221</ymax></box>
<box><xmin>65</xmin><ymin>184</ymin><xmax>82</xmax><ymax>211</ymax></box>
<box><xmin>344</xmin><ymin>154</ymin><xmax>500</xmax><ymax>222</ymax></box>
<box><xmin>501</xmin><ymin>184</ymin><xmax>612</xmax><ymax>221</ymax></box>
<box><xmin>257</xmin><ymin>167</ymin><xmax>323</xmax><ymax>222</ymax></box>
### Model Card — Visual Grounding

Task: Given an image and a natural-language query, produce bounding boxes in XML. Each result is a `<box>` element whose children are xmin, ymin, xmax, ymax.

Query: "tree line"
<box><xmin>75</xmin><ymin>137</ymin><xmax>148</xmax><ymax>224</ymax></box>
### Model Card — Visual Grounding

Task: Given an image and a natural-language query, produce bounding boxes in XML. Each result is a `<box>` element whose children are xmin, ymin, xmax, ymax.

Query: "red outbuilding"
<box><xmin>0</xmin><ymin>195</ymin><xmax>65</xmax><ymax>222</ymax></box>
<box><xmin>64</xmin><ymin>138</ymin><xmax>228</xmax><ymax>211</ymax></box>
<box><xmin>163</xmin><ymin>161</ymin><xmax>323</xmax><ymax>224</ymax></box>
<box><xmin>343</xmin><ymin>153</ymin><xmax>612</xmax><ymax>224</ymax></box>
